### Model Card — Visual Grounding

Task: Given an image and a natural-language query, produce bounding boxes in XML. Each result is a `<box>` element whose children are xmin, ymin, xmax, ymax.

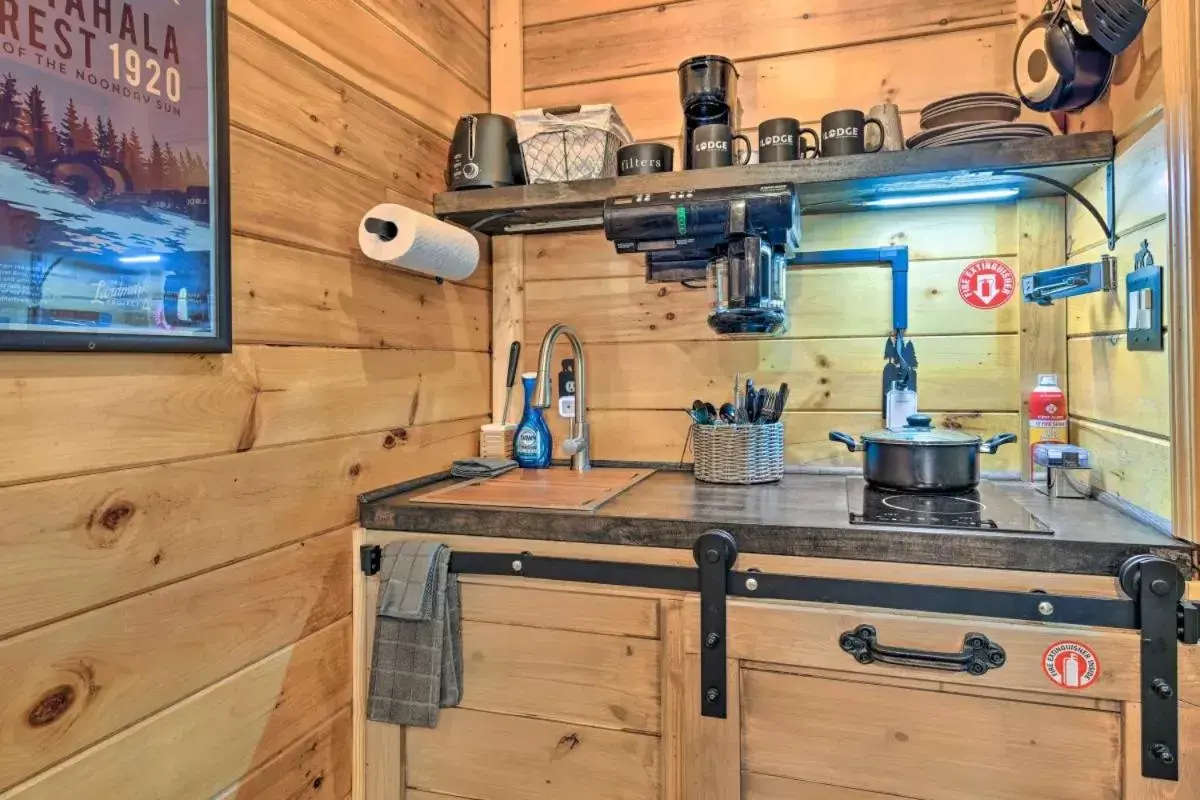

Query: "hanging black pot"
<box><xmin>1013</xmin><ymin>10</ymin><xmax>1115</xmax><ymax>112</ymax></box>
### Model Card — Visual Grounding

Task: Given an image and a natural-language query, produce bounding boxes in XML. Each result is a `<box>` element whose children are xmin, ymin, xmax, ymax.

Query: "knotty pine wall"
<box><xmin>516</xmin><ymin>0</ymin><xmax>1049</xmax><ymax>475</ymax></box>
<box><xmin>511</xmin><ymin>0</ymin><xmax>1176</xmax><ymax>528</ymax></box>
<box><xmin>0</xmin><ymin>2</ymin><xmax>488</xmax><ymax>798</ymax></box>
<box><xmin>1063</xmin><ymin>1</ymin><xmax>1172</xmax><ymax>521</ymax></box>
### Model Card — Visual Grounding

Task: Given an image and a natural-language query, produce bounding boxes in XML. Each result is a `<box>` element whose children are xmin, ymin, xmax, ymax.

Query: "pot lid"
<box><xmin>862</xmin><ymin>414</ymin><xmax>982</xmax><ymax>446</ymax></box>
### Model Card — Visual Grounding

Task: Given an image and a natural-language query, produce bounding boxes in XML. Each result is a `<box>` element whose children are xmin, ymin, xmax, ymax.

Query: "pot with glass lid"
<box><xmin>830</xmin><ymin>414</ymin><xmax>1017</xmax><ymax>493</ymax></box>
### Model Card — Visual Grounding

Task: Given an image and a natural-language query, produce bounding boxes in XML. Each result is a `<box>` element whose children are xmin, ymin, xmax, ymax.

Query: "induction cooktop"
<box><xmin>846</xmin><ymin>478</ymin><xmax>1054</xmax><ymax>535</ymax></box>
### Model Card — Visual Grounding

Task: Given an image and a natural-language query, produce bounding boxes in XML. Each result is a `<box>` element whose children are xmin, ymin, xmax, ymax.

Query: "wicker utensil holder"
<box><xmin>692</xmin><ymin>422</ymin><xmax>785</xmax><ymax>484</ymax></box>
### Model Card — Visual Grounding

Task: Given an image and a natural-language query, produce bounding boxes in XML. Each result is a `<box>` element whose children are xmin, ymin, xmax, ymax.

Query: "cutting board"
<box><xmin>411</xmin><ymin>467</ymin><xmax>654</xmax><ymax>512</ymax></box>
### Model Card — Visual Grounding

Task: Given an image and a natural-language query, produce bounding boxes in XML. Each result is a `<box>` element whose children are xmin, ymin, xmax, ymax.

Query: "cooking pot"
<box><xmin>830</xmin><ymin>415</ymin><xmax>1017</xmax><ymax>493</ymax></box>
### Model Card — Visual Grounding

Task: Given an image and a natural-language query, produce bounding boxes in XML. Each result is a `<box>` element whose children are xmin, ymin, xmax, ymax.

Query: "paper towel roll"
<box><xmin>357</xmin><ymin>203</ymin><xmax>480</xmax><ymax>281</ymax></box>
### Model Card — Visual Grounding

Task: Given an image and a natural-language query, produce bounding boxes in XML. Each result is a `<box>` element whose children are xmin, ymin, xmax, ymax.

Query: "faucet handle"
<box><xmin>562</xmin><ymin>437</ymin><xmax>583</xmax><ymax>456</ymax></box>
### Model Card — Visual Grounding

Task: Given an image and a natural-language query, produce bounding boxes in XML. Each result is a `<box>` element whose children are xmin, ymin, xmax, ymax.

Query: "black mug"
<box><xmin>820</xmin><ymin>109</ymin><xmax>885</xmax><ymax>157</ymax></box>
<box><xmin>618</xmin><ymin>142</ymin><xmax>675</xmax><ymax>176</ymax></box>
<box><xmin>690</xmin><ymin>124</ymin><xmax>752</xmax><ymax>169</ymax></box>
<box><xmin>757</xmin><ymin>118</ymin><xmax>819</xmax><ymax>163</ymax></box>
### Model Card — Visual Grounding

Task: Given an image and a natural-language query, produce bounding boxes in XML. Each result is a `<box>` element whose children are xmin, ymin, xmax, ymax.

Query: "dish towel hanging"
<box><xmin>367</xmin><ymin>541</ymin><xmax>463</xmax><ymax>727</ymax></box>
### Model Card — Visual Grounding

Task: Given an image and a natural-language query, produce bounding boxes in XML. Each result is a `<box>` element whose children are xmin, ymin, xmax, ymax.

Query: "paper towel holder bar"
<box><xmin>364</xmin><ymin>217</ymin><xmax>399</xmax><ymax>242</ymax></box>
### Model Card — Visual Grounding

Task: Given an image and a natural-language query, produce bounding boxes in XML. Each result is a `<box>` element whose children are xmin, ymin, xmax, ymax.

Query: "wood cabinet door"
<box><xmin>355</xmin><ymin>531</ymin><xmax>673</xmax><ymax>800</ymax></box>
<box><xmin>353</xmin><ymin>532</ymin><xmax>1200</xmax><ymax>799</ymax></box>
<box><xmin>678</xmin><ymin>596</ymin><xmax>1200</xmax><ymax>800</ymax></box>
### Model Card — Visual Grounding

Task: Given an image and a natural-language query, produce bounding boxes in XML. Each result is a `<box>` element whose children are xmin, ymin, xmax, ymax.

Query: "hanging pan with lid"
<box><xmin>830</xmin><ymin>415</ymin><xmax>1017</xmax><ymax>493</ymax></box>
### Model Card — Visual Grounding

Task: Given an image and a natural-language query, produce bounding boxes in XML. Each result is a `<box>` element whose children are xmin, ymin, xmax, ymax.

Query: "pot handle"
<box><xmin>980</xmin><ymin>433</ymin><xmax>1018</xmax><ymax>455</ymax></box>
<box><xmin>829</xmin><ymin>432</ymin><xmax>861</xmax><ymax>452</ymax></box>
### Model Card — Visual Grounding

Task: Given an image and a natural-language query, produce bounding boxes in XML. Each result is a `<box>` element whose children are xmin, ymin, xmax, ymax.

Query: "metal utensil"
<box><xmin>760</xmin><ymin>389</ymin><xmax>780</xmax><ymax>423</ymax></box>
<box><xmin>719</xmin><ymin>403</ymin><xmax>737</xmax><ymax>424</ymax></box>
<box><xmin>756</xmin><ymin>390</ymin><xmax>772</xmax><ymax>423</ymax></box>
<box><xmin>775</xmin><ymin>383</ymin><xmax>789</xmax><ymax>422</ymax></box>
<box><xmin>753</xmin><ymin>388</ymin><xmax>770</xmax><ymax>423</ymax></box>
<box><xmin>500</xmin><ymin>341</ymin><xmax>521</xmax><ymax>424</ymax></box>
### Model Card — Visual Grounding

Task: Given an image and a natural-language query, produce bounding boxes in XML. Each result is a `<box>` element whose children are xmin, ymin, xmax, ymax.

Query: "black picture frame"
<box><xmin>0</xmin><ymin>0</ymin><xmax>231</xmax><ymax>353</ymax></box>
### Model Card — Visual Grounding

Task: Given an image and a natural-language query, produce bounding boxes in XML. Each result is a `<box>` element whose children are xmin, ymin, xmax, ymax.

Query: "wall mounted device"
<box><xmin>788</xmin><ymin>247</ymin><xmax>915</xmax><ymax>417</ymax></box>
<box><xmin>1126</xmin><ymin>240</ymin><xmax>1164</xmax><ymax>352</ymax></box>
<box><xmin>603</xmin><ymin>192</ymin><xmax>915</xmax><ymax>409</ymax></box>
<box><xmin>603</xmin><ymin>185</ymin><xmax>800</xmax><ymax>336</ymax></box>
<box><xmin>1021</xmin><ymin>255</ymin><xmax>1117</xmax><ymax>305</ymax></box>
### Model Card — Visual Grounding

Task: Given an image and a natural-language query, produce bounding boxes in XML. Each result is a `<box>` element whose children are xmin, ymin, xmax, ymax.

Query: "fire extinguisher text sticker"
<box><xmin>1042</xmin><ymin>641</ymin><xmax>1101</xmax><ymax>690</ymax></box>
<box><xmin>959</xmin><ymin>259</ymin><xmax>1016</xmax><ymax>310</ymax></box>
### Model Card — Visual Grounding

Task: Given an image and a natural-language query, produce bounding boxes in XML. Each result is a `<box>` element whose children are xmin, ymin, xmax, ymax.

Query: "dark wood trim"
<box><xmin>436</xmin><ymin>132</ymin><xmax>1115</xmax><ymax>235</ymax></box>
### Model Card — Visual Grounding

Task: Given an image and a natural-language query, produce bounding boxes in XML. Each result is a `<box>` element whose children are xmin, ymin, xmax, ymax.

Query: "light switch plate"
<box><xmin>1127</xmin><ymin>240</ymin><xmax>1164</xmax><ymax>352</ymax></box>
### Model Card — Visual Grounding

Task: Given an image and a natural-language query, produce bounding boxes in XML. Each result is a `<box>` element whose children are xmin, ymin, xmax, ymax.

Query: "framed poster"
<box><xmin>0</xmin><ymin>0</ymin><xmax>230</xmax><ymax>352</ymax></box>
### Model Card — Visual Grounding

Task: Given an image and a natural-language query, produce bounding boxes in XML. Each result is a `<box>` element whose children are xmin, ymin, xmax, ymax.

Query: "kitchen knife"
<box><xmin>501</xmin><ymin>341</ymin><xmax>521</xmax><ymax>425</ymax></box>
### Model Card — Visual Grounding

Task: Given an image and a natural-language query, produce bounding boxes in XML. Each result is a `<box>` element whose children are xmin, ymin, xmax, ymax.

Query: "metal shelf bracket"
<box><xmin>1008</xmin><ymin>161</ymin><xmax>1118</xmax><ymax>250</ymax></box>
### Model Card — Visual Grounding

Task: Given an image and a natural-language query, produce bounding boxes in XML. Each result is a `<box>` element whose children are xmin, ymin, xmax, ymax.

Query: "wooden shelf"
<box><xmin>434</xmin><ymin>132</ymin><xmax>1114</xmax><ymax>236</ymax></box>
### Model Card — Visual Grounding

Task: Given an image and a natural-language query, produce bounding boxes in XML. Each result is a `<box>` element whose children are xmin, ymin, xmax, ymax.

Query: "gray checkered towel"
<box><xmin>367</xmin><ymin>541</ymin><xmax>462</xmax><ymax>727</ymax></box>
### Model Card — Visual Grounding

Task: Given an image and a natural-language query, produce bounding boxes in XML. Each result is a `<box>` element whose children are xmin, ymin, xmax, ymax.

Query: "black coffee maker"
<box><xmin>679</xmin><ymin>55</ymin><xmax>741</xmax><ymax>169</ymax></box>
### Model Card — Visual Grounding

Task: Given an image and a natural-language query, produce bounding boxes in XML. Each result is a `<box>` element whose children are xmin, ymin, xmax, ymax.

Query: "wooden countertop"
<box><xmin>359</xmin><ymin>468</ymin><xmax>1195</xmax><ymax>576</ymax></box>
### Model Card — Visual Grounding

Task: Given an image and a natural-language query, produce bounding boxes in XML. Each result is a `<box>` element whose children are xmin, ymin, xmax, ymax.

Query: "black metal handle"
<box><xmin>505</xmin><ymin>341</ymin><xmax>521</xmax><ymax>389</ymax></box>
<box><xmin>829</xmin><ymin>432</ymin><xmax>860</xmax><ymax>452</ymax></box>
<box><xmin>981</xmin><ymin>433</ymin><xmax>1018</xmax><ymax>455</ymax></box>
<box><xmin>839</xmin><ymin>625</ymin><xmax>1006</xmax><ymax>676</ymax></box>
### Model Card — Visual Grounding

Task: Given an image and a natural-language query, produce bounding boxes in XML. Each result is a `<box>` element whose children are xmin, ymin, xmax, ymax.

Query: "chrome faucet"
<box><xmin>533</xmin><ymin>323</ymin><xmax>589</xmax><ymax>471</ymax></box>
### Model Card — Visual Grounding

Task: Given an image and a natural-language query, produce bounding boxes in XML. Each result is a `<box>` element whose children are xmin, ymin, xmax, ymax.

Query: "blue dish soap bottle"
<box><xmin>513</xmin><ymin>372</ymin><xmax>552</xmax><ymax>468</ymax></box>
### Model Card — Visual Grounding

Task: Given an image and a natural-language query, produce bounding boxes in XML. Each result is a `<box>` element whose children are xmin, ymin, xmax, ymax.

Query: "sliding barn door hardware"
<box><xmin>1121</xmin><ymin>554</ymin><xmax>1194</xmax><ymax>781</ymax></box>
<box><xmin>359</xmin><ymin>541</ymin><xmax>1196</xmax><ymax>780</ymax></box>
<box><xmin>694</xmin><ymin>530</ymin><xmax>736</xmax><ymax>719</ymax></box>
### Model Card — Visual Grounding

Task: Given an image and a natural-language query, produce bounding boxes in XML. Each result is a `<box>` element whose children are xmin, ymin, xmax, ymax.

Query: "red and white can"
<box><xmin>1029</xmin><ymin>374</ymin><xmax>1068</xmax><ymax>475</ymax></box>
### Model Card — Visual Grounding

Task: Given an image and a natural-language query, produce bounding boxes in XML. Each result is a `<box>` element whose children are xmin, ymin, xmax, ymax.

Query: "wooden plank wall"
<box><xmin>1061</xmin><ymin>2</ymin><xmax>1173</xmax><ymax>521</ymax></box>
<box><xmin>0</xmin><ymin>2</ymin><xmax>489</xmax><ymax>798</ymax></box>
<box><xmin>516</xmin><ymin>0</ymin><xmax>1055</xmax><ymax>472</ymax></box>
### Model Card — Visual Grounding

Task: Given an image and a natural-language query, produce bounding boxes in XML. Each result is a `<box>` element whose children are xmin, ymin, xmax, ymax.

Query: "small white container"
<box><xmin>886</xmin><ymin>387</ymin><xmax>918</xmax><ymax>430</ymax></box>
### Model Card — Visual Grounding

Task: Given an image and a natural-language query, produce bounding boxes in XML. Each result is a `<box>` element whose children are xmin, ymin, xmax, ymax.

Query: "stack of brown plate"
<box><xmin>919</xmin><ymin>92</ymin><xmax>1021</xmax><ymax>128</ymax></box>
<box><xmin>908</xmin><ymin>92</ymin><xmax>1051</xmax><ymax>150</ymax></box>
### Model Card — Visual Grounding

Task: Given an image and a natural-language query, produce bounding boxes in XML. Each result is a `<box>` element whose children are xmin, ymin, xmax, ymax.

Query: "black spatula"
<box><xmin>1083</xmin><ymin>0</ymin><xmax>1148</xmax><ymax>55</ymax></box>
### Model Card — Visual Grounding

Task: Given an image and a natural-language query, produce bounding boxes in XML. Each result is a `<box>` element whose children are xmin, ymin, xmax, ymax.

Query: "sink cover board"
<box><xmin>410</xmin><ymin>467</ymin><xmax>654</xmax><ymax>512</ymax></box>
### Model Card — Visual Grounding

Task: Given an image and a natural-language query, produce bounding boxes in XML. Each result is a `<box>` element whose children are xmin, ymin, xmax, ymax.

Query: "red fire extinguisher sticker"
<box><xmin>1043</xmin><ymin>641</ymin><xmax>1101</xmax><ymax>690</ymax></box>
<box><xmin>959</xmin><ymin>259</ymin><xmax>1016</xmax><ymax>309</ymax></box>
